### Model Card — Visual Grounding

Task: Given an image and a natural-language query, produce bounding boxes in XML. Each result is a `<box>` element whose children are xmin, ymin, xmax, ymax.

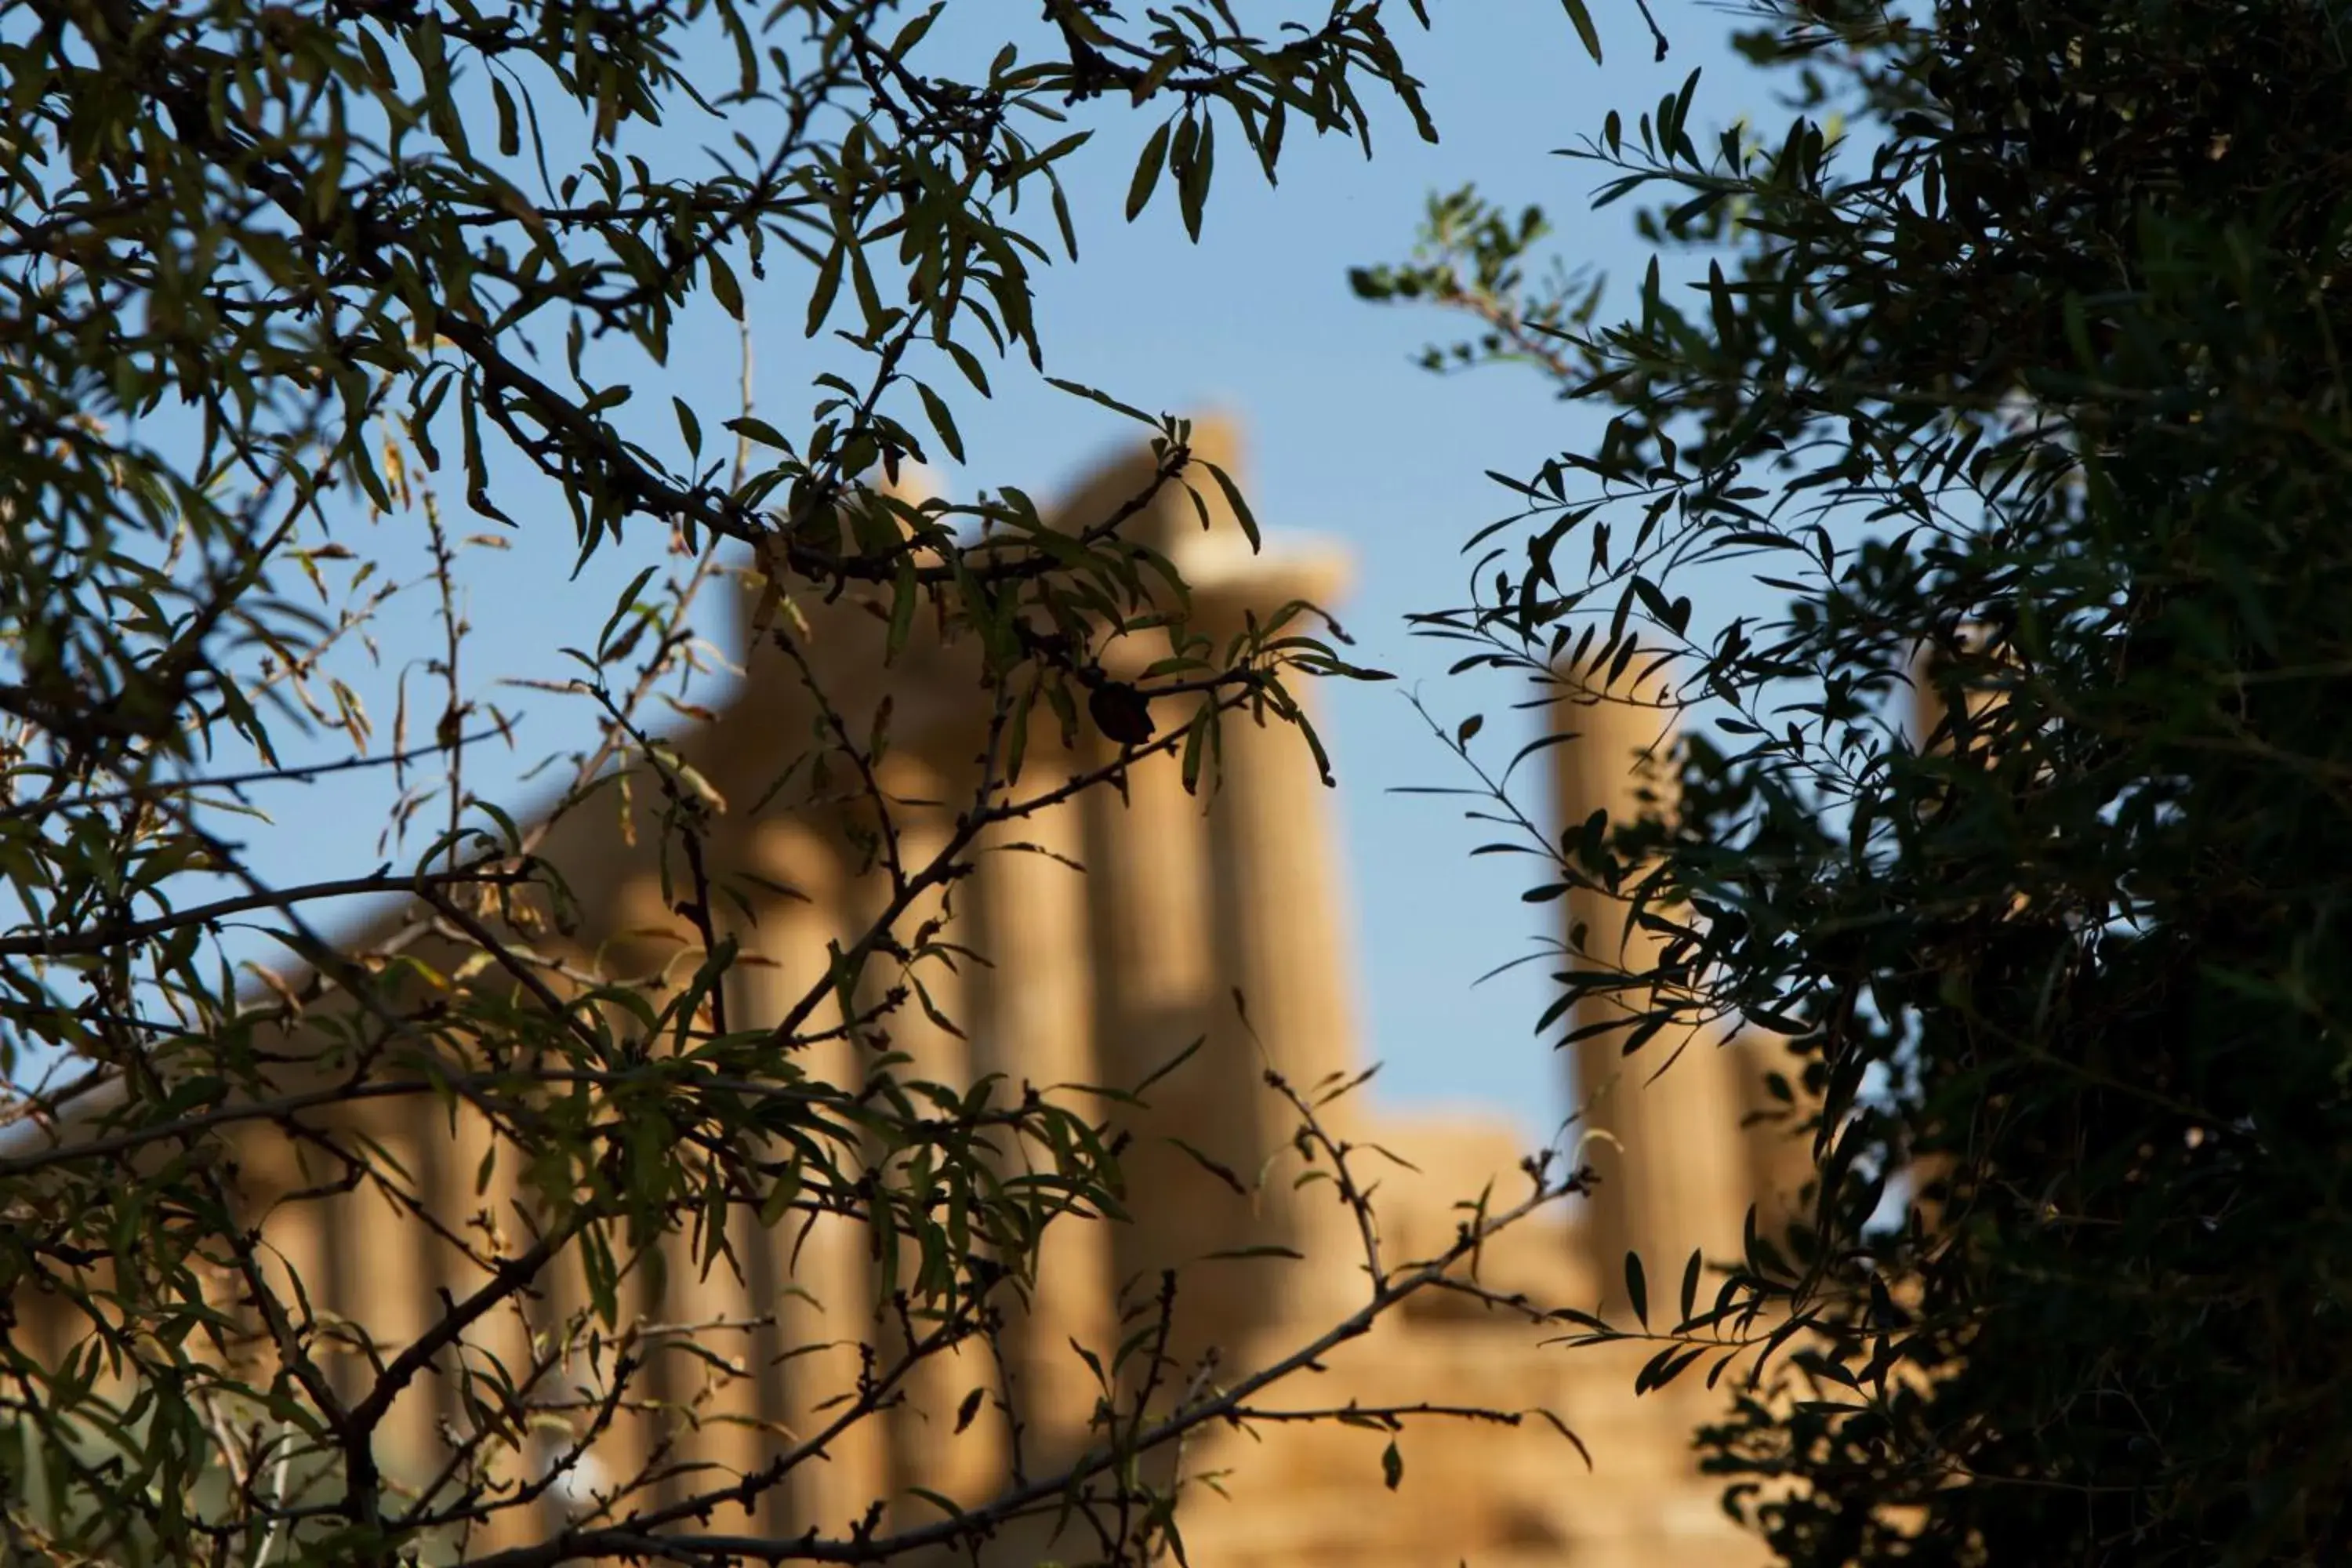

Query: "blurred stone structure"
<box><xmin>9</xmin><ymin>419</ymin><xmax>1802</xmax><ymax>1566</ymax></box>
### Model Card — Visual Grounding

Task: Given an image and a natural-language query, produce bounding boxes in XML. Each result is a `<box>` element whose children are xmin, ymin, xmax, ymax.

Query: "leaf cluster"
<box><xmin>1367</xmin><ymin>0</ymin><xmax>2352</xmax><ymax>1560</ymax></box>
<box><xmin>0</xmin><ymin>3</ymin><xmax>1578</xmax><ymax>1565</ymax></box>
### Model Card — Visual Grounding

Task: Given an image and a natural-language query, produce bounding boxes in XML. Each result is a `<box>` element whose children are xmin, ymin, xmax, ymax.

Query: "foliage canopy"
<box><xmin>0</xmin><ymin>3</ymin><xmax>1599</xmax><ymax>1565</ymax></box>
<box><xmin>1364</xmin><ymin>0</ymin><xmax>2352</xmax><ymax>1560</ymax></box>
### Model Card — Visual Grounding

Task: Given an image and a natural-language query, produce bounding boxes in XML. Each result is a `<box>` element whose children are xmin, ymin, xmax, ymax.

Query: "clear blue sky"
<box><xmin>210</xmin><ymin>2</ymin><xmax>1782</xmax><ymax>1145</ymax></box>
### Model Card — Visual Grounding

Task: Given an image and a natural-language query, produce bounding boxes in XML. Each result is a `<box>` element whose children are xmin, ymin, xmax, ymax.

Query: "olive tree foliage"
<box><xmin>0</xmin><ymin>3</ymin><xmax>1602</xmax><ymax>1566</ymax></box>
<box><xmin>1361</xmin><ymin>0</ymin><xmax>2352</xmax><ymax>1562</ymax></box>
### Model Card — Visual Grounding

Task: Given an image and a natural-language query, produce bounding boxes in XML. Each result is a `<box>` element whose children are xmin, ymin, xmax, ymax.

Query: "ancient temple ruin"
<box><xmin>9</xmin><ymin>419</ymin><xmax>1806</xmax><ymax>1566</ymax></box>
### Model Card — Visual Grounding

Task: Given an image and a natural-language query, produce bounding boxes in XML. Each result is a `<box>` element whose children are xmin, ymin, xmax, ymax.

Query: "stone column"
<box><xmin>739</xmin><ymin>817</ymin><xmax>887</xmax><ymax>1539</ymax></box>
<box><xmin>10</xmin><ymin>1261</ymin><xmax>70</xmax><ymax>1372</ymax></box>
<box><xmin>967</xmin><ymin>752</ymin><xmax>1115</xmax><ymax>1468</ymax></box>
<box><xmin>632</xmin><ymin>1205</ymin><xmax>769</xmax><ymax>1516</ymax></box>
<box><xmin>850</xmin><ymin>764</ymin><xmax>1007</xmax><ymax>1518</ymax></box>
<box><xmin>1076</xmin><ymin>681</ymin><xmax>1362</xmax><ymax>1365</ymax></box>
<box><xmin>1552</xmin><ymin>676</ymin><xmax>1751</xmax><ymax>1316</ymax></box>
<box><xmin>626</xmin><ymin>842</ymin><xmax>792</xmax><ymax>1526</ymax></box>
<box><xmin>434</xmin><ymin>924</ymin><xmax>661</xmax><ymax>1532</ymax></box>
<box><xmin>432</xmin><ymin>1095</ymin><xmax>543</xmax><ymax>1552</ymax></box>
<box><xmin>531</xmin><ymin>1221</ymin><xmax>655</xmax><ymax>1524</ymax></box>
<box><xmin>607</xmin><ymin>832</ymin><xmax>809</xmax><ymax>1533</ymax></box>
<box><xmin>245</xmin><ymin>1147</ymin><xmax>342</xmax><ymax>1438</ymax></box>
<box><xmin>333</xmin><ymin>1098</ymin><xmax>456</xmax><ymax>1487</ymax></box>
<box><xmin>1198</xmin><ymin>601</ymin><xmax>1367</xmax><ymax>1335</ymax></box>
<box><xmin>1080</xmin><ymin>720</ymin><xmax>1239</xmax><ymax>1370</ymax></box>
<box><xmin>1068</xmin><ymin>415</ymin><xmax>1369</xmax><ymax>1369</ymax></box>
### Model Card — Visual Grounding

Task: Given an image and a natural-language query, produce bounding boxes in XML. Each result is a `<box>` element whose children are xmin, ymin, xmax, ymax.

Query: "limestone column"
<box><xmin>1552</xmin><ymin>675</ymin><xmax>1751</xmax><ymax>1317</ymax></box>
<box><xmin>464</xmin><ymin>928</ymin><xmax>658</xmax><ymax>1530</ymax></box>
<box><xmin>1080</xmin><ymin>718</ymin><xmax>1238</xmax><ymax>1369</ymax></box>
<box><xmin>10</xmin><ymin>1257</ymin><xmax>70</xmax><ymax>1372</ymax></box>
<box><xmin>434</xmin><ymin>1095</ymin><xmax>554</xmax><ymax>1552</ymax></box>
<box><xmin>739</xmin><ymin>817</ymin><xmax>887</xmax><ymax>1540</ymax></box>
<box><xmin>332</xmin><ymin>1098</ymin><xmax>455</xmax><ymax>1488</ymax></box>
<box><xmin>568</xmin><ymin>862</ymin><xmax>740</xmax><ymax>1515</ymax></box>
<box><xmin>531</xmin><ymin>1219</ymin><xmax>656</xmax><ymax>1526</ymax></box>
<box><xmin>633</xmin><ymin>1201</ymin><xmax>769</xmax><ymax>1515</ymax></box>
<box><xmin>628</xmin><ymin>848</ymin><xmax>786</xmax><ymax>1524</ymax></box>
<box><xmin>1198</xmin><ymin>619</ymin><xmax>1366</xmax><ymax>1334</ymax></box>
<box><xmin>967</xmin><ymin>754</ymin><xmax>1115</xmax><ymax>1468</ymax></box>
<box><xmin>247</xmin><ymin>1151</ymin><xmax>341</xmax><ymax>1443</ymax></box>
<box><xmin>850</xmin><ymin>766</ymin><xmax>1007</xmax><ymax>1517</ymax></box>
<box><xmin>1066</xmin><ymin>421</ymin><xmax>1370</xmax><ymax>1366</ymax></box>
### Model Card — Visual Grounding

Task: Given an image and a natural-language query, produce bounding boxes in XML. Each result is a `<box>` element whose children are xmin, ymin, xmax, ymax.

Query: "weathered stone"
<box><xmin>9</xmin><ymin>421</ymin><xmax>1782</xmax><ymax>1566</ymax></box>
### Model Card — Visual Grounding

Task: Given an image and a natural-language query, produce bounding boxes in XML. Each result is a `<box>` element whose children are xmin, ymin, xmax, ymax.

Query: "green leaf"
<box><xmin>915</xmin><ymin>380</ymin><xmax>964</xmax><ymax>463</ymax></box>
<box><xmin>724</xmin><ymin>415</ymin><xmax>792</xmax><ymax>452</ymax></box>
<box><xmin>1381</xmin><ymin>1437</ymin><xmax>1403</xmax><ymax>1490</ymax></box>
<box><xmin>1177</xmin><ymin>114</ymin><xmax>1216</xmax><ymax>241</ymax></box>
<box><xmin>491</xmin><ymin>76</ymin><xmax>521</xmax><ymax>158</ymax></box>
<box><xmin>597</xmin><ymin>566</ymin><xmax>659</xmax><ymax>661</ymax></box>
<box><xmin>1043</xmin><ymin>377</ymin><xmax>1156</xmax><ymax>426</ymax></box>
<box><xmin>1560</xmin><ymin>0</ymin><xmax>1603</xmax><ymax>63</ymax></box>
<box><xmin>709</xmin><ymin>251</ymin><xmax>746</xmax><ymax>321</ymax></box>
<box><xmin>1127</xmin><ymin>120</ymin><xmax>1172</xmax><ymax>222</ymax></box>
<box><xmin>885</xmin><ymin>554</ymin><xmax>918</xmax><ymax>662</ymax></box>
<box><xmin>1624</xmin><ymin>1250</ymin><xmax>1648</xmax><ymax>1328</ymax></box>
<box><xmin>942</xmin><ymin>338</ymin><xmax>992</xmax><ymax>397</ymax></box>
<box><xmin>1167</xmin><ymin>1136</ymin><xmax>1247</xmax><ymax>1196</ymax></box>
<box><xmin>807</xmin><ymin>243</ymin><xmax>844</xmax><ymax>337</ymax></box>
<box><xmin>890</xmin><ymin>2</ymin><xmax>945</xmax><ymax>57</ymax></box>
<box><xmin>1707</xmin><ymin>259</ymin><xmax>1738</xmax><ymax>349</ymax></box>
<box><xmin>1202</xmin><ymin>459</ymin><xmax>1260</xmax><ymax>552</ymax></box>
